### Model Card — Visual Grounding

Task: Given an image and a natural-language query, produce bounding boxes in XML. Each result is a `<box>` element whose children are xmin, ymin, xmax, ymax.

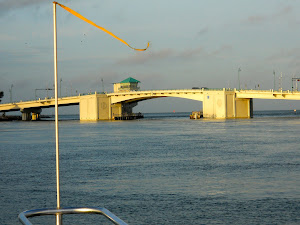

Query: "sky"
<box><xmin>1</xmin><ymin>0</ymin><xmax>300</xmax><ymax>113</ymax></box>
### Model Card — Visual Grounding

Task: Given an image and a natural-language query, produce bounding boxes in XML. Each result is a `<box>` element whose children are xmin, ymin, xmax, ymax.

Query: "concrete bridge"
<box><xmin>1</xmin><ymin>88</ymin><xmax>300</xmax><ymax>121</ymax></box>
<box><xmin>0</xmin><ymin>96</ymin><xmax>80</xmax><ymax>120</ymax></box>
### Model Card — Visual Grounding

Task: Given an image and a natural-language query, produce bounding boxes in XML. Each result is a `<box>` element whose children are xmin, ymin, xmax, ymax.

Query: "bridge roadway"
<box><xmin>107</xmin><ymin>89</ymin><xmax>300</xmax><ymax>104</ymax></box>
<box><xmin>0</xmin><ymin>89</ymin><xmax>300</xmax><ymax>120</ymax></box>
<box><xmin>0</xmin><ymin>96</ymin><xmax>80</xmax><ymax>112</ymax></box>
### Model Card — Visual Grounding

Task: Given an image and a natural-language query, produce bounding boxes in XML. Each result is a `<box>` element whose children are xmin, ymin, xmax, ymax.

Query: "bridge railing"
<box><xmin>237</xmin><ymin>89</ymin><xmax>299</xmax><ymax>93</ymax></box>
<box><xmin>107</xmin><ymin>88</ymin><xmax>230</xmax><ymax>95</ymax></box>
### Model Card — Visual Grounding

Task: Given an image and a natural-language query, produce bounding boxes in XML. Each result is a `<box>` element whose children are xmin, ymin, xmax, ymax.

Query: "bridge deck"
<box><xmin>0</xmin><ymin>96</ymin><xmax>80</xmax><ymax>112</ymax></box>
<box><xmin>236</xmin><ymin>90</ymin><xmax>300</xmax><ymax>100</ymax></box>
<box><xmin>1</xmin><ymin>89</ymin><xmax>300</xmax><ymax>113</ymax></box>
<box><xmin>108</xmin><ymin>89</ymin><xmax>300</xmax><ymax>104</ymax></box>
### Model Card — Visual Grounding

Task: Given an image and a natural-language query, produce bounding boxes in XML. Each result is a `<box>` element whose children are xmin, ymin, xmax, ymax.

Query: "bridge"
<box><xmin>0</xmin><ymin>96</ymin><xmax>80</xmax><ymax>120</ymax></box>
<box><xmin>1</xmin><ymin>88</ymin><xmax>300</xmax><ymax>121</ymax></box>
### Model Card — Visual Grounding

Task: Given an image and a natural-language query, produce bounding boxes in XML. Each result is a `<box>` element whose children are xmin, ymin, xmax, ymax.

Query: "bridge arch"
<box><xmin>108</xmin><ymin>89</ymin><xmax>205</xmax><ymax>104</ymax></box>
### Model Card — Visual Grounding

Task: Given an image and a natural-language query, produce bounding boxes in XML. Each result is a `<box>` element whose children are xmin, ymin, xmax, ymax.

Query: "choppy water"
<box><xmin>1</xmin><ymin>111</ymin><xmax>300</xmax><ymax>224</ymax></box>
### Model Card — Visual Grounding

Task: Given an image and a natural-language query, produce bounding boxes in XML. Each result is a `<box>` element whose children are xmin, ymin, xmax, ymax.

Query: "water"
<box><xmin>1</xmin><ymin>111</ymin><xmax>299</xmax><ymax>224</ymax></box>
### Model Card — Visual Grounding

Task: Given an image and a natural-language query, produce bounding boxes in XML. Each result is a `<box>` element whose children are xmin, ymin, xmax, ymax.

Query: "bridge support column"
<box><xmin>235</xmin><ymin>98</ymin><xmax>253</xmax><ymax>118</ymax></box>
<box><xmin>79</xmin><ymin>93</ymin><xmax>138</xmax><ymax>121</ymax></box>
<box><xmin>31</xmin><ymin>108</ymin><xmax>42</xmax><ymax>121</ymax></box>
<box><xmin>203</xmin><ymin>89</ymin><xmax>253</xmax><ymax>119</ymax></box>
<box><xmin>79</xmin><ymin>93</ymin><xmax>100</xmax><ymax>121</ymax></box>
<box><xmin>79</xmin><ymin>93</ymin><xmax>114</xmax><ymax>120</ymax></box>
<box><xmin>111</xmin><ymin>102</ymin><xmax>137</xmax><ymax>119</ymax></box>
<box><xmin>21</xmin><ymin>108</ymin><xmax>42</xmax><ymax>121</ymax></box>
<box><xmin>21</xmin><ymin>110</ymin><xmax>31</xmax><ymax>121</ymax></box>
<box><xmin>111</xmin><ymin>103</ymin><xmax>122</xmax><ymax>119</ymax></box>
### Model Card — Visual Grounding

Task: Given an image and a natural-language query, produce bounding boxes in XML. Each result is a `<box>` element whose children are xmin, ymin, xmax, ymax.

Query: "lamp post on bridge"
<box><xmin>9</xmin><ymin>84</ymin><xmax>13</xmax><ymax>103</ymax></box>
<box><xmin>292</xmin><ymin>77</ymin><xmax>300</xmax><ymax>92</ymax></box>
<box><xmin>101</xmin><ymin>78</ymin><xmax>105</xmax><ymax>93</ymax></box>
<box><xmin>238</xmin><ymin>67</ymin><xmax>241</xmax><ymax>90</ymax></box>
<box><xmin>60</xmin><ymin>78</ymin><xmax>62</xmax><ymax>97</ymax></box>
<box><xmin>35</xmin><ymin>88</ymin><xmax>54</xmax><ymax>99</ymax></box>
<box><xmin>273</xmin><ymin>70</ymin><xmax>276</xmax><ymax>90</ymax></box>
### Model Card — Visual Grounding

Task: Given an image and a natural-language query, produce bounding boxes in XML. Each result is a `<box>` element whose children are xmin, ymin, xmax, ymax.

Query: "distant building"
<box><xmin>113</xmin><ymin>77</ymin><xmax>140</xmax><ymax>93</ymax></box>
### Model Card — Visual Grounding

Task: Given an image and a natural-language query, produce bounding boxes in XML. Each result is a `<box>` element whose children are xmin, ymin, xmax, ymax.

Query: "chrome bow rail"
<box><xmin>19</xmin><ymin>207</ymin><xmax>128</xmax><ymax>225</ymax></box>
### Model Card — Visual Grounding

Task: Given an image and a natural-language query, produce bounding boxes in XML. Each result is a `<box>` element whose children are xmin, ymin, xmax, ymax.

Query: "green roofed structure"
<box><xmin>120</xmin><ymin>77</ymin><xmax>140</xmax><ymax>83</ymax></box>
<box><xmin>114</xmin><ymin>77</ymin><xmax>141</xmax><ymax>93</ymax></box>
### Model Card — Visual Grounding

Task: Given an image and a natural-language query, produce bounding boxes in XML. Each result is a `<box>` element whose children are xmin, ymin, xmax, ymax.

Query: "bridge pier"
<box><xmin>21</xmin><ymin>108</ymin><xmax>42</xmax><ymax>121</ymax></box>
<box><xmin>79</xmin><ymin>93</ymin><xmax>112</xmax><ymax>120</ymax></box>
<box><xmin>79</xmin><ymin>93</ymin><xmax>137</xmax><ymax>121</ymax></box>
<box><xmin>203</xmin><ymin>89</ymin><xmax>253</xmax><ymax>119</ymax></box>
<box><xmin>21</xmin><ymin>109</ymin><xmax>31</xmax><ymax>121</ymax></box>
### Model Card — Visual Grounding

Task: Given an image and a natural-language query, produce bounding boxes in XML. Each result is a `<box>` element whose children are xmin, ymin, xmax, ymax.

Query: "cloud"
<box><xmin>0</xmin><ymin>50</ymin><xmax>24</xmax><ymax>64</ymax></box>
<box><xmin>246</xmin><ymin>15</ymin><xmax>267</xmax><ymax>24</ymax></box>
<box><xmin>274</xmin><ymin>6</ymin><xmax>292</xmax><ymax>17</ymax></box>
<box><xmin>197</xmin><ymin>27</ymin><xmax>209</xmax><ymax>36</ymax></box>
<box><xmin>210</xmin><ymin>45</ymin><xmax>232</xmax><ymax>56</ymax></box>
<box><xmin>116</xmin><ymin>45</ymin><xmax>232</xmax><ymax>65</ymax></box>
<box><xmin>117</xmin><ymin>47</ymin><xmax>204</xmax><ymax>65</ymax></box>
<box><xmin>72</xmin><ymin>70</ymin><xmax>120</xmax><ymax>86</ymax></box>
<box><xmin>0</xmin><ymin>47</ymin><xmax>52</xmax><ymax>65</ymax></box>
<box><xmin>177</xmin><ymin>47</ymin><xmax>204</xmax><ymax>59</ymax></box>
<box><xmin>0</xmin><ymin>0</ymin><xmax>78</xmax><ymax>16</ymax></box>
<box><xmin>267</xmin><ymin>48</ymin><xmax>300</xmax><ymax>61</ymax></box>
<box><xmin>117</xmin><ymin>49</ymin><xmax>175</xmax><ymax>65</ymax></box>
<box><xmin>0</xmin><ymin>0</ymin><xmax>48</xmax><ymax>15</ymax></box>
<box><xmin>0</xmin><ymin>34</ymin><xmax>17</xmax><ymax>41</ymax></box>
<box><xmin>244</xmin><ymin>6</ymin><xmax>293</xmax><ymax>25</ymax></box>
<box><xmin>266</xmin><ymin>48</ymin><xmax>300</xmax><ymax>68</ymax></box>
